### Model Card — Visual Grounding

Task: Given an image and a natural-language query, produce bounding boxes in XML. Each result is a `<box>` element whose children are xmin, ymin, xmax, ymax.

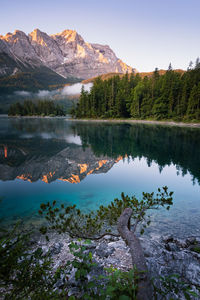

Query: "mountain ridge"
<box><xmin>0</xmin><ymin>28</ymin><xmax>134</xmax><ymax>79</ymax></box>
<box><xmin>82</xmin><ymin>69</ymin><xmax>185</xmax><ymax>83</ymax></box>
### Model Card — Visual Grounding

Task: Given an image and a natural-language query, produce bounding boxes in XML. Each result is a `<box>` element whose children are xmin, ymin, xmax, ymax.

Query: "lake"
<box><xmin>0</xmin><ymin>116</ymin><xmax>200</xmax><ymax>238</ymax></box>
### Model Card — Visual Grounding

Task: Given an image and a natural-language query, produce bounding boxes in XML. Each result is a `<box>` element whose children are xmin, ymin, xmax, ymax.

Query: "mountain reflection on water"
<box><xmin>0</xmin><ymin>117</ymin><xmax>200</xmax><ymax>185</ymax></box>
<box><xmin>0</xmin><ymin>118</ymin><xmax>122</xmax><ymax>183</ymax></box>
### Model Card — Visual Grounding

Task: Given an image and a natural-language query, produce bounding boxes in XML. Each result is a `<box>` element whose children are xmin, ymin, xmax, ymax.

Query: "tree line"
<box><xmin>8</xmin><ymin>100</ymin><xmax>65</xmax><ymax>116</ymax></box>
<box><xmin>72</xmin><ymin>59</ymin><xmax>200</xmax><ymax>121</ymax></box>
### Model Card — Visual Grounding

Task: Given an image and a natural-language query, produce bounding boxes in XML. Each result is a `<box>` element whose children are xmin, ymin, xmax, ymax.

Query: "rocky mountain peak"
<box><xmin>51</xmin><ymin>29</ymin><xmax>84</xmax><ymax>45</ymax></box>
<box><xmin>29</xmin><ymin>28</ymin><xmax>50</xmax><ymax>44</ymax></box>
<box><xmin>0</xmin><ymin>30</ymin><xmax>39</xmax><ymax>65</ymax></box>
<box><xmin>28</xmin><ymin>29</ymin><xmax>64</xmax><ymax>67</ymax></box>
<box><xmin>29</xmin><ymin>28</ymin><xmax>41</xmax><ymax>38</ymax></box>
<box><xmin>0</xmin><ymin>28</ymin><xmax>134</xmax><ymax>79</ymax></box>
<box><xmin>1</xmin><ymin>30</ymin><xmax>27</xmax><ymax>43</ymax></box>
<box><xmin>56</xmin><ymin>29</ymin><xmax>77</xmax><ymax>38</ymax></box>
<box><xmin>13</xmin><ymin>29</ymin><xmax>25</xmax><ymax>35</ymax></box>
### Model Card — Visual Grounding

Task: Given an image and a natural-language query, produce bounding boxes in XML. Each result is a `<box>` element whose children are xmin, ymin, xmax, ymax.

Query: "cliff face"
<box><xmin>0</xmin><ymin>29</ymin><xmax>134</xmax><ymax>79</ymax></box>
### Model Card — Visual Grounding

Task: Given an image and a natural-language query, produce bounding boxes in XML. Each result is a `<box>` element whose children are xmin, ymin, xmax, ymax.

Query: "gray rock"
<box><xmin>67</xmin><ymin>268</ymin><xmax>77</xmax><ymax>286</ymax></box>
<box><xmin>41</xmin><ymin>245</ymin><xmax>49</xmax><ymax>255</ymax></box>
<box><xmin>185</xmin><ymin>263</ymin><xmax>200</xmax><ymax>286</ymax></box>
<box><xmin>174</xmin><ymin>238</ymin><xmax>187</xmax><ymax>248</ymax></box>
<box><xmin>105</xmin><ymin>256</ymin><xmax>121</xmax><ymax>266</ymax></box>
<box><xmin>95</xmin><ymin>242</ymin><xmax>115</xmax><ymax>258</ymax></box>
<box><xmin>162</xmin><ymin>235</ymin><xmax>174</xmax><ymax>243</ymax></box>
<box><xmin>186</xmin><ymin>237</ymin><xmax>197</xmax><ymax>245</ymax></box>
<box><xmin>51</xmin><ymin>242</ymin><xmax>64</xmax><ymax>255</ymax></box>
<box><xmin>103</xmin><ymin>235</ymin><xmax>119</xmax><ymax>242</ymax></box>
<box><xmin>140</xmin><ymin>235</ymin><xmax>200</xmax><ymax>299</ymax></box>
<box><xmin>165</xmin><ymin>242</ymin><xmax>179</xmax><ymax>252</ymax></box>
<box><xmin>107</xmin><ymin>240</ymin><xmax>127</xmax><ymax>250</ymax></box>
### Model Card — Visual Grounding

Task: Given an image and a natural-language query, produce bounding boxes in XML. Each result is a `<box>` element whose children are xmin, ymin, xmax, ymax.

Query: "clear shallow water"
<box><xmin>0</xmin><ymin>116</ymin><xmax>200</xmax><ymax>237</ymax></box>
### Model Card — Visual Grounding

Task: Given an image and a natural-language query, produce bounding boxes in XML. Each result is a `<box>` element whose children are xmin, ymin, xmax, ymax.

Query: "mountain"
<box><xmin>0</xmin><ymin>29</ymin><xmax>134</xmax><ymax>80</ymax></box>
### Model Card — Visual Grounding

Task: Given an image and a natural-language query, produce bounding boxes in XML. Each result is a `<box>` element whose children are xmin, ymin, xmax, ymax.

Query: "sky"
<box><xmin>0</xmin><ymin>0</ymin><xmax>199</xmax><ymax>72</ymax></box>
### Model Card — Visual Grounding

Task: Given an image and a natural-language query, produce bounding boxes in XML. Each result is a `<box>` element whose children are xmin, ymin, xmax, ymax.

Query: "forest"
<box><xmin>72</xmin><ymin>60</ymin><xmax>200</xmax><ymax>121</ymax></box>
<box><xmin>8</xmin><ymin>100</ymin><xmax>65</xmax><ymax>116</ymax></box>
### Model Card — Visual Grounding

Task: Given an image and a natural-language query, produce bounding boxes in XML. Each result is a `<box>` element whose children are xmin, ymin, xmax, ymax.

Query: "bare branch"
<box><xmin>73</xmin><ymin>232</ymin><xmax>120</xmax><ymax>241</ymax></box>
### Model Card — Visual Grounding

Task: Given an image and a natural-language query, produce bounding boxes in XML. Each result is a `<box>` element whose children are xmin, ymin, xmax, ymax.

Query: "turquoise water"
<box><xmin>0</xmin><ymin>116</ymin><xmax>200</xmax><ymax>237</ymax></box>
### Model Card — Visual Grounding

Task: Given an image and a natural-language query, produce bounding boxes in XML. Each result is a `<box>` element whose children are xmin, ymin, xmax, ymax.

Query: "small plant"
<box><xmin>191</xmin><ymin>246</ymin><xmax>200</xmax><ymax>254</ymax></box>
<box><xmin>66</xmin><ymin>240</ymin><xmax>138</xmax><ymax>299</ymax></box>
<box><xmin>152</xmin><ymin>274</ymin><xmax>199</xmax><ymax>300</ymax></box>
<box><xmin>67</xmin><ymin>240</ymin><xmax>96</xmax><ymax>282</ymax></box>
<box><xmin>39</xmin><ymin>187</ymin><xmax>173</xmax><ymax>240</ymax></box>
<box><xmin>39</xmin><ymin>187</ymin><xmax>173</xmax><ymax>298</ymax></box>
<box><xmin>66</xmin><ymin>239</ymin><xmax>98</xmax><ymax>299</ymax></box>
<box><xmin>0</xmin><ymin>223</ymin><xmax>68</xmax><ymax>299</ymax></box>
<box><xmin>99</xmin><ymin>266</ymin><xmax>138</xmax><ymax>300</ymax></box>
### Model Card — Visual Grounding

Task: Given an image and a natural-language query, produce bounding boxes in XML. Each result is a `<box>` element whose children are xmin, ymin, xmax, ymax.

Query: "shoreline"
<box><xmin>69</xmin><ymin>118</ymin><xmax>200</xmax><ymax>128</ymax></box>
<box><xmin>1</xmin><ymin>114</ymin><xmax>200</xmax><ymax>128</ymax></box>
<box><xmin>0</xmin><ymin>114</ymin><xmax>69</xmax><ymax>119</ymax></box>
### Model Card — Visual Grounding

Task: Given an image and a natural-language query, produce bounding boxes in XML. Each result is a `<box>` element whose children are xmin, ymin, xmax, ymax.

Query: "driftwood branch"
<box><xmin>117</xmin><ymin>207</ymin><xmax>152</xmax><ymax>300</ymax></box>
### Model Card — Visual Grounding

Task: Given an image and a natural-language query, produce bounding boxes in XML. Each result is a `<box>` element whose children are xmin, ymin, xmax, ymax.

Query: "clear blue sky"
<box><xmin>0</xmin><ymin>0</ymin><xmax>199</xmax><ymax>71</ymax></box>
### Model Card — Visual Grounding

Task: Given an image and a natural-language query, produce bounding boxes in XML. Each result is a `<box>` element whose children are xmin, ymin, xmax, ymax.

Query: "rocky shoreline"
<box><xmin>32</xmin><ymin>231</ymin><xmax>200</xmax><ymax>299</ymax></box>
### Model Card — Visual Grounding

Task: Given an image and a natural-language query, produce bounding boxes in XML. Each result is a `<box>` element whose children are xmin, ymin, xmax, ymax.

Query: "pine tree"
<box><xmin>187</xmin><ymin>85</ymin><xmax>198</xmax><ymax>119</ymax></box>
<box><xmin>168</xmin><ymin>63</ymin><xmax>173</xmax><ymax>71</ymax></box>
<box><xmin>130</xmin><ymin>82</ymin><xmax>145</xmax><ymax>118</ymax></box>
<box><xmin>195</xmin><ymin>57</ymin><xmax>200</xmax><ymax>69</ymax></box>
